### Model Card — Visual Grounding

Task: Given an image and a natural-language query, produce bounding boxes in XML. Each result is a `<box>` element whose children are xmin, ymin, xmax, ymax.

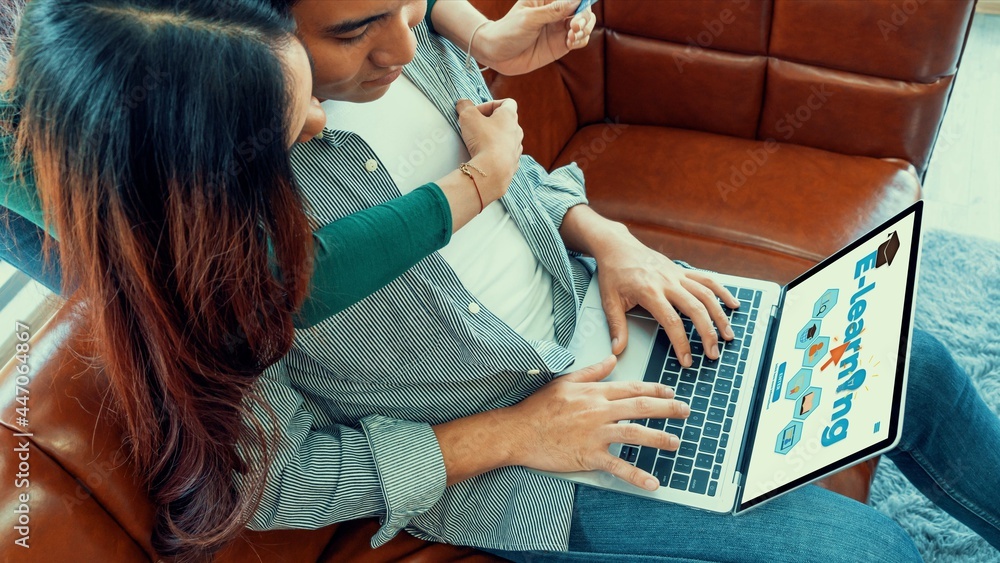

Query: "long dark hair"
<box><xmin>5</xmin><ymin>0</ymin><xmax>315</xmax><ymax>560</ymax></box>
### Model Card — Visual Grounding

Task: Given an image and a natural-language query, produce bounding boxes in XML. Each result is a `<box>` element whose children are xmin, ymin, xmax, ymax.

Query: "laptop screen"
<box><xmin>738</xmin><ymin>202</ymin><xmax>922</xmax><ymax>511</ymax></box>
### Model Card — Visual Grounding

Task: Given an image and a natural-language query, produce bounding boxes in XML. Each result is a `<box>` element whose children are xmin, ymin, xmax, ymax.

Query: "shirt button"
<box><xmin>467</xmin><ymin>302</ymin><xmax>481</xmax><ymax>315</ymax></box>
<box><xmin>364</xmin><ymin>159</ymin><xmax>379</xmax><ymax>172</ymax></box>
<box><xmin>527</xmin><ymin>369</ymin><xmax>541</xmax><ymax>376</ymax></box>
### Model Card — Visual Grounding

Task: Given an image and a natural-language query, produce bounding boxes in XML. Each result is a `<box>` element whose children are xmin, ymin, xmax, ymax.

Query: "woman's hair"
<box><xmin>6</xmin><ymin>0</ymin><xmax>315</xmax><ymax>560</ymax></box>
<box><xmin>0</xmin><ymin>0</ymin><xmax>24</xmax><ymax>77</ymax></box>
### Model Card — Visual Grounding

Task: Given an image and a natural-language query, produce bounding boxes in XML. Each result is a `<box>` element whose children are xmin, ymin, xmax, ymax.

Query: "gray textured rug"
<box><xmin>870</xmin><ymin>229</ymin><xmax>1000</xmax><ymax>562</ymax></box>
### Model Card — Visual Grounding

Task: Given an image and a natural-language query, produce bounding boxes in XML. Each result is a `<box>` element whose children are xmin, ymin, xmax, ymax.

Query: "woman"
<box><xmin>3</xmin><ymin>0</ymin><xmax>525</xmax><ymax>559</ymax></box>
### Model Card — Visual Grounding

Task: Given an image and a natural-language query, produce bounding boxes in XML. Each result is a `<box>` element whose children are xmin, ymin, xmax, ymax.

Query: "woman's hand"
<box><xmin>474</xmin><ymin>0</ymin><xmax>598</xmax><ymax>76</ymax></box>
<box><xmin>456</xmin><ymin>98</ymin><xmax>524</xmax><ymax>205</ymax></box>
<box><xmin>501</xmin><ymin>356</ymin><xmax>689</xmax><ymax>491</ymax></box>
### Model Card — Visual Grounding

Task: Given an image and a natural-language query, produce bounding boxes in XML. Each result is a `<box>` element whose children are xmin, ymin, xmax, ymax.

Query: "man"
<box><xmin>253</xmin><ymin>1</ymin><xmax>1000</xmax><ymax>561</ymax></box>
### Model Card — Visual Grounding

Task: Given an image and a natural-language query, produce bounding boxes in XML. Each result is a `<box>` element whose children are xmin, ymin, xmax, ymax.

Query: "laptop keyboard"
<box><xmin>618</xmin><ymin>286</ymin><xmax>762</xmax><ymax>497</ymax></box>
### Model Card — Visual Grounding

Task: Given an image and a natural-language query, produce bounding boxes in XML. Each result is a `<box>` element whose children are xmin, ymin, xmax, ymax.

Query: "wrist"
<box><xmin>467</xmin><ymin>153</ymin><xmax>505</xmax><ymax>203</ymax></box>
<box><xmin>566</xmin><ymin>206</ymin><xmax>634</xmax><ymax>258</ymax></box>
<box><xmin>469</xmin><ymin>19</ymin><xmax>497</xmax><ymax>66</ymax></box>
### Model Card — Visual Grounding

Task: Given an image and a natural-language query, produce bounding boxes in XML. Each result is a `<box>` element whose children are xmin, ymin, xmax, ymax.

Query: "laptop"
<box><xmin>539</xmin><ymin>200</ymin><xmax>923</xmax><ymax>514</ymax></box>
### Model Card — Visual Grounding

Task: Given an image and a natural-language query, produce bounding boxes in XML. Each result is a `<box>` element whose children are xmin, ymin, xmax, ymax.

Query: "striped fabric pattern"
<box><xmin>243</xmin><ymin>22</ymin><xmax>592</xmax><ymax>552</ymax></box>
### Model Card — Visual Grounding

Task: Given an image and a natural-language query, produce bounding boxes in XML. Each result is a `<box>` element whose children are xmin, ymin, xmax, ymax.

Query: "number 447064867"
<box><xmin>13</xmin><ymin>321</ymin><xmax>31</xmax><ymax>417</ymax></box>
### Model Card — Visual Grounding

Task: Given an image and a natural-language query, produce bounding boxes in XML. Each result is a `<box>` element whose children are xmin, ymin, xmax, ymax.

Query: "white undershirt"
<box><xmin>322</xmin><ymin>76</ymin><xmax>556</xmax><ymax>342</ymax></box>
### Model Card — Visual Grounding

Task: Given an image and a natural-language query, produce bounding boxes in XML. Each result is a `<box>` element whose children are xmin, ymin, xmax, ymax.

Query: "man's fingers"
<box><xmin>456</xmin><ymin>98</ymin><xmax>476</xmax><ymax>115</ymax></box>
<box><xmin>475</xmin><ymin>99</ymin><xmax>504</xmax><ymax>117</ymax></box>
<box><xmin>561</xmin><ymin>354</ymin><xmax>617</xmax><ymax>383</ymax></box>
<box><xmin>495</xmin><ymin>97</ymin><xmax>519</xmax><ymax>115</ymax></box>
<box><xmin>600</xmin><ymin>380</ymin><xmax>675</xmax><ymax>401</ymax></box>
<box><xmin>532</xmin><ymin>0</ymin><xmax>581</xmax><ymax>23</ymax></box>
<box><xmin>691</xmin><ymin>271</ymin><xmax>740</xmax><ymax>310</ymax></box>
<box><xmin>643</xmin><ymin>295</ymin><xmax>694</xmax><ymax>367</ymax></box>
<box><xmin>601</xmin><ymin>296</ymin><xmax>628</xmax><ymax>355</ymax></box>
<box><xmin>613</xmin><ymin>423</ymin><xmax>681</xmax><ymax>453</ymax></box>
<box><xmin>598</xmin><ymin>454</ymin><xmax>661</xmax><ymax>491</ymax></box>
<box><xmin>610</xmin><ymin>396</ymin><xmax>691</xmax><ymax>422</ymax></box>
<box><xmin>681</xmin><ymin>277</ymin><xmax>734</xmax><ymax>343</ymax></box>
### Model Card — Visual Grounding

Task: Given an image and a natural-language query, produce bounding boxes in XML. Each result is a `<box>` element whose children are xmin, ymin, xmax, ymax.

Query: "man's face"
<box><xmin>291</xmin><ymin>0</ymin><xmax>426</xmax><ymax>103</ymax></box>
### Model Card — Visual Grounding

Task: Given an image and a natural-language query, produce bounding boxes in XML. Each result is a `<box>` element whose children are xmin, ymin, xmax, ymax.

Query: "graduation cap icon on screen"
<box><xmin>876</xmin><ymin>231</ymin><xmax>900</xmax><ymax>268</ymax></box>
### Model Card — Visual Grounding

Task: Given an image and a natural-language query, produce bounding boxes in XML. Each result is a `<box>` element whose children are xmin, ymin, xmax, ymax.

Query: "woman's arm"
<box><xmin>425</xmin><ymin>0</ymin><xmax>597</xmax><ymax>76</ymax></box>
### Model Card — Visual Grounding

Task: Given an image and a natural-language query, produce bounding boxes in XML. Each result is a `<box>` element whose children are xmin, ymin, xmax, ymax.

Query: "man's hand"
<box><xmin>502</xmin><ymin>356</ymin><xmax>689</xmax><ymax>491</ymax></box>
<box><xmin>474</xmin><ymin>0</ymin><xmax>598</xmax><ymax>76</ymax></box>
<box><xmin>559</xmin><ymin>205</ymin><xmax>740</xmax><ymax>368</ymax></box>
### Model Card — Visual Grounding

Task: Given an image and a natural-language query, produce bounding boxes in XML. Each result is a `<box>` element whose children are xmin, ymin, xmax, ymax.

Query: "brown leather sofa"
<box><xmin>0</xmin><ymin>0</ymin><xmax>976</xmax><ymax>561</ymax></box>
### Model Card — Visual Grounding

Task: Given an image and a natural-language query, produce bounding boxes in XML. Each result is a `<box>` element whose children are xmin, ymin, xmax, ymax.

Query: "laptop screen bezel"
<box><xmin>736</xmin><ymin>200</ymin><xmax>923</xmax><ymax>513</ymax></box>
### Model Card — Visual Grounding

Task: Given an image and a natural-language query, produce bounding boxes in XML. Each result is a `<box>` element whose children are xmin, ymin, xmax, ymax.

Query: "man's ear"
<box><xmin>297</xmin><ymin>97</ymin><xmax>327</xmax><ymax>144</ymax></box>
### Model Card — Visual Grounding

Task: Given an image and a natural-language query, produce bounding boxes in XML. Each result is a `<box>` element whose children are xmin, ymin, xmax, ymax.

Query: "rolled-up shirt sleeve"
<box><xmin>518</xmin><ymin>157</ymin><xmax>589</xmax><ymax>231</ymax></box>
<box><xmin>239</xmin><ymin>360</ymin><xmax>447</xmax><ymax>547</ymax></box>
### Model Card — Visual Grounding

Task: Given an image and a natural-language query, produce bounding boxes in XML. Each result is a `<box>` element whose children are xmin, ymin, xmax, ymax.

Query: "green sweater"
<box><xmin>0</xmin><ymin>102</ymin><xmax>452</xmax><ymax>329</ymax></box>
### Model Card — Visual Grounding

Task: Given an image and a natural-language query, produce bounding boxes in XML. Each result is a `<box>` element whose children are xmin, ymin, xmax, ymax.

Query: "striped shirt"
<box><xmin>242</xmin><ymin>22</ymin><xmax>592</xmax><ymax>552</ymax></box>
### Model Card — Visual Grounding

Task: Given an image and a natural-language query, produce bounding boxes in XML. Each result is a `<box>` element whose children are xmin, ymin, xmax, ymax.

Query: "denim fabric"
<box><xmin>486</xmin><ymin>329</ymin><xmax>998</xmax><ymax>562</ymax></box>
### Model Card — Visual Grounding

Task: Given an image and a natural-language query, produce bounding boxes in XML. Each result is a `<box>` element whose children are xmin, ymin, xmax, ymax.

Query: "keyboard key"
<box><xmin>696</xmin><ymin>453</ymin><xmax>713</xmax><ymax>470</ymax></box>
<box><xmin>698</xmin><ymin>369</ymin><xmax>716</xmax><ymax>383</ymax></box>
<box><xmin>708</xmin><ymin>480</ymin><xmax>718</xmax><ymax>497</ymax></box>
<box><xmin>676</xmin><ymin>383</ymin><xmax>694</xmax><ymax>397</ymax></box>
<box><xmin>619</xmin><ymin>446</ymin><xmax>638</xmax><ymax>463</ymax></box>
<box><xmin>707</xmin><ymin>407</ymin><xmax>725</xmax><ymax>423</ymax></box>
<box><xmin>718</xmin><ymin>365</ymin><xmax>735</xmax><ymax>379</ymax></box>
<box><xmin>700</xmin><ymin>437</ymin><xmax>718</xmax><ymax>455</ymax></box>
<box><xmin>734</xmin><ymin>375</ymin><xmax>744</xmax><ymax>389</ymax></box>
<box><xmin>715</xmin><ymin>450</ymin><xmax>726</xmax><ymax>464</ymax></box>
<box><xmin>678</xmin><ymin>441</ymin><xmax>698</xmax><ymax>458</ymax></box>
<box><xmin>723</xmin><ymin>418</ymin><xmax>732</xmax><ymax>432</ymax></box>
<box><xmin>730</xmin><ymin>390</ymin><xmax>740</xmax><ymax>403</ymax></box>
<box><xmin>722</xmin><ymin>351</ymin><xmax>739</xmax><ymax>365</ymax></box>
<box><xmin>682</xmin><ymin>319</ymin><xmax>693</xmax><ymax>334</ymax></box>
<box><xmin>687</xmin><ymin>411</ymin><xmax>706</xmax><ymax>428</ymax></box>
<box><xmin>691</xmin><ymin>397</ymin><xmax>709</xmax><ymax>412</ymax></box>
<box><xmin>704</xmin><ymin>422</ymin><xmax>722</xmax><ymax>439</ymax></box>
<box><xmin>681</xmin><ymin>369</ymin><xmax>698</xmax><ymax>383</ymax></box>
<box><xmin>720</xmin><ymin>433</ymin><xmax>729</xmax><ymax>448</ymax></box>
<box><xmin>711</xmin><ymin>392</ymin><xmax>728</xmax><ymax>408</ymax></box>
<box><xmin>665</xmin><ymin>358</ymin><xmax>683</xmax><ymax>373</ymax></box>
<box><xmin>737</xmin><ymin>288</ymin><xmax>753</xmax><ymax>301</ymax></box>
<box><xmin>667</xmin><ymin>420</ymin><xmax>685</xmax><ymax>434</ymax></box>
<box><xmin>732</xmin><ymin>312</ymin><xmax>749</xmax><ymax>326</ymax></box>
<box><xmin>712</xmin><ymin>464</ymin><xmax>722</xmax><ymax>480</ymax></box>
<box><xmin>732</xmin><ymin>324</ymin><xmax>745</xmax><ymax>339</ymax></box>
<box><xmin>695</xmin><ymin>382</ymin><xmax>713</xmax><ymax>397</ymax></box>
<box><xmin>663</xmin><ymin>372</ymin><xmax>679</xmax><ymax>387</ymax></box>
<box><xmin>702</xmin><ymin>354</ymin><xmax>720</xmax><ymax>369</ymax></box>
<box><xmin>648</xmin><ymin>418</ymin><xmax>666</xmax><ymax>431</ymax></box>
<box><xmin>682</xmin><ymin>426</ymin><xmax>701</xmax><ymax>442</ymax></box>
<box><xmin>716</xmin><ymin>379</ymin><xmax>732</xmax><ymax>394</ymax></box>
<box><xmin>688</xmin><ymin>355</ymin><xmax>701</xmax><ymax>369</ymax></box>
<box><xmin>744</xmin><ymin>334</ymin><xmax>752</xmax><ymax>348</ymax></box>
<box><xmin>653</xmin><ymin>457</ymin><xmax>674</xmax><ymax>486</ymax></box>
<box><xmin>740</xmin><ymin>348</ymin><xmax>749</xmax><ymax>361</ymax></box>
<box><xmin>689</xmin><ymin>469</ymin><xmax>710</xmax><ymax>494</ymax></box>
<box><xmin>675</xmin><ymin>456</ymin><xmax>694</xmax><ymax>474</ymax></box>
<box><xmin>726</xmin><ymin>403</ymin><xmax>736</xmax><ymax>417</ymax></box>
<box><xmin>749</xmin><ymin>310</ymin><xmax>758</xmax><ymax>322</ymax></box>
<box><xmin>724</xmin><ymin>285</ymin><xmax>738</xmax><ymax>296</ymax></box>
<box><xmin>753</xmin><ymin>291</ymin><xmax>761</xmax><ymax>308</ymax></box>
<box><xmin>661</xmin><ymin>448</ymin><xmax>676</xmax><ymax>459</ymax></box>
<box><xmin>737</xmin><ymin>360</ymin><xmax>747</xmax><ymax>374</ymax></box>
<box><xmin>739</xmin><ymin>299</ymin><xmax>752</xmax><ymax>311</ymax></box>
<box><xmin>669</xmin><ymin>473</ymin><xmax>689</xmax><ymax>491</ymax></box>
<box><xmin>690</xmin><ymin>341</ymin><xmax>704</xmax><ymax>357</ymax></box>
<box><xmin>636</xmin><ymin>446</ymin><xmax>658</xmax><ymax>472</ymax></box>
<box><xmin>690</xmin><ymin>330</ymin><xmax>702</xmax><ymax>343</ymax></box>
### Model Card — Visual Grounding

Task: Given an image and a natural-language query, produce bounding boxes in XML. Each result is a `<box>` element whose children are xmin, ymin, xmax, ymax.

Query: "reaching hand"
<box><xmin>503</xmin><ymin>356</ymin><xmax>690</xmax><ymax>491</ymax></box>
<box><xmin>456</xmin><ymin>98</ymin><xmax>524</xmax><ymax>204</ymax></box>
<box><xmin>474</xmin><ymin>0</ymin><xmax>598</xmax><ymax>76</ymax></box>
<box><xmin>594</xmin><ymin>231</ymin><xmax>741</xmax><ymax>366</ymax></box>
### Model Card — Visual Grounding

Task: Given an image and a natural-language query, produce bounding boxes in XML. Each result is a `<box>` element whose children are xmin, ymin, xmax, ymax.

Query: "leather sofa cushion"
<box><xmin>553</xmin><ymin>125</ymin><xmax>921</xmax><ymax>283</ymax></box>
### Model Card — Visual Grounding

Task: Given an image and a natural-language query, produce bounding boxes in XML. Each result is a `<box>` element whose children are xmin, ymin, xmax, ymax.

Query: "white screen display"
<box><xmin>741</xmin><ymin>210</ymin><xmax>918</xmax><ymax>506</ymax></box>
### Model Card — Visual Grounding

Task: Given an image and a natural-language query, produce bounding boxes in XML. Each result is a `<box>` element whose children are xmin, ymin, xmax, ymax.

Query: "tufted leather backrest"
<box><xmin>472</xmin><ymin>0</ymin><xmax>975</xmax><ymax>175</ymax></box>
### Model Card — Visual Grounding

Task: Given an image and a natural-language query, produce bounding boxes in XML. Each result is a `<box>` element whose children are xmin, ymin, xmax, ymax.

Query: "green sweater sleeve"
<box><xmin>293</xmin><ymin>183</ymin><xmax>452</xmax><ymax>328</ymax></box>
<box><xmin>425</xmin><ymin>0</ymin><xmax>439</xmax><ymax>32</ymax></box>
<box><xmin>1</xmin><ymin>101</ymin><xmax>452</xmax><ymax>328</ymax></box>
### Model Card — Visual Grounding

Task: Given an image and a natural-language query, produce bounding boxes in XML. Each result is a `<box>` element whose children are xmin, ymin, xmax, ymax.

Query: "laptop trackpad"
<box><xmin>563</xmin><ymin>307</ymin><xmax>657</xmax><ymax>382</ymax></box>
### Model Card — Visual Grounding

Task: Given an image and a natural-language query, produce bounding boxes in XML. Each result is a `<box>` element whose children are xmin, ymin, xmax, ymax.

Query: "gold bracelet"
<box><xmin>459</xmin><ymin>162</ymin><xmax>488</xmax><ymax>212</ymax></box>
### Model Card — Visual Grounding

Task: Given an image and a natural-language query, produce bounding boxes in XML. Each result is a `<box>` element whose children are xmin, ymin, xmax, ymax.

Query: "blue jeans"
<box><xmin>488</xmin><ymin>329</ymin><xmax>1000</xmax><ymax>562</ymax></box>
